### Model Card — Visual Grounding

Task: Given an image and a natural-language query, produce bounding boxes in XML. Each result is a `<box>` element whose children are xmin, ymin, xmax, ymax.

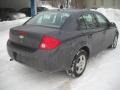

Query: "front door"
<box><xmin>81</xmin><ymin>13</ymin><xmax>105</xmax><ymax>55</ymax></box>
<box><xmin>94</xmin><ymin>13</ymin><xmax>116</xmax><ymax>49</ymax></box>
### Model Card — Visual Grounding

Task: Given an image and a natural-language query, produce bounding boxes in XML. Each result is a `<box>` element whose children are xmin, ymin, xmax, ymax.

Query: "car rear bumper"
<box><xmin>7</xmin><ymin>40</ymin><xmax>72</xmax><ymax>72</ymax></box>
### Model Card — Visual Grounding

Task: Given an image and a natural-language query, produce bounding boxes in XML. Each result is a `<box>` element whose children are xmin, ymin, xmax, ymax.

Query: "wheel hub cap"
<box><xmin>76</xmin><ymin>55</ymin><xmax>86</xmax><ymax>74</ymax></box>
<box><xmin>113</xmin><ymin>36</ymin><xmax>118</xmax><ymax>47</ymax></box>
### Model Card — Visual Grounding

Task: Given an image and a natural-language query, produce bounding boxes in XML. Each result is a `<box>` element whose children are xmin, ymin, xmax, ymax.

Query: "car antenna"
<box><xmin>60</xmin><ymin>5</ymin><xmax>63</xmax><ymax>9</ymax></box>
<box><xmin>58</xmin><ymin>5</ymin><xmax>64</xmax><ymax>11</ymax></box>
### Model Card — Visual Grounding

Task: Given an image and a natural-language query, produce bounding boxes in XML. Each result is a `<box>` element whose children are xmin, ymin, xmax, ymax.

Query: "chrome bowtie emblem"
<box><xmin>19</xmin><ymin>35</ymin><xmax>24</xmax><ymax>39</ymax></box>
<box><xmin>19</xmin><ymin>35</ymin><xmax>24</xmax><ymax>43</ymax></box>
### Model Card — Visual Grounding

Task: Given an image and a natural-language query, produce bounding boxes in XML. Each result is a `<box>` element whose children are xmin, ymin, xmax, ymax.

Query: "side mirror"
<box><xmin>109</xmin><ymin>22</ymin><xmax>116</xmax><ymax>27</ymax></box>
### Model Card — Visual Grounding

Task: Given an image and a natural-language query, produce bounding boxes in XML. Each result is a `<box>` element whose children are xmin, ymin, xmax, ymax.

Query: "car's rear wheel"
<box><xmin>66</xmin><ymin>50</ymin><xmax>88</xmax><ymax>78</ymax></box>
<box><xmin>111</xmin><ymin>34</ymin><xmax>118</xmax><ymax>49</ymax></box>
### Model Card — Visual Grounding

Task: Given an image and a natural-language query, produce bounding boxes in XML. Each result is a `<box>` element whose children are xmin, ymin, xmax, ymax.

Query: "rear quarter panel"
<box><xmin>57</xmin><ymin>30</ymin><xmax>92</xmax><ymax>69</ymax></box>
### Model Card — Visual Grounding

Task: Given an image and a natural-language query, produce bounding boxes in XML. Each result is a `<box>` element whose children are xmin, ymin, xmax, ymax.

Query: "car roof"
<box><xmin>47</xmin><ymin>8</ymin><xmax>98</xmax><ymax>15</ymax></box>
<box><xmin>60</xmin><ymin>9</ymin><xmax>89</xmax><ymax>12</ymax></box>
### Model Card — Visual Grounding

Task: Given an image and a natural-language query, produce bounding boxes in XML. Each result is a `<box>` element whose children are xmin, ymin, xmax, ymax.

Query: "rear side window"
<box><xmin>82</xmin><ymin>14</ymin><xmax>97</xmax><ymax>29</ymax></box>
<box><xmin>95</xmin><ymin>13</ymin><xmax>108</xmax><ymax>27</ymax></box>
<box><xmin>26</xmin><ymin>11</ymin><xmax>70</xmax><ymax>28</ymax></box>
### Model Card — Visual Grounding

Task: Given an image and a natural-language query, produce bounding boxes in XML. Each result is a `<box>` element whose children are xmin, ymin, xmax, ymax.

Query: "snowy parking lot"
<box><xmin>0</xmin><ymin>8</ymin><xmax>120</xmax><ymax>90</ymax></box>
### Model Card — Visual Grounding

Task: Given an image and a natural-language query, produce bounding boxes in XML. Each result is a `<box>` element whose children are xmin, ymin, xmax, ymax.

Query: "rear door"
<box><xmin>78</xmin><ymin>12</ymin><xmax>105</xmax><ymax>55</ymax></box>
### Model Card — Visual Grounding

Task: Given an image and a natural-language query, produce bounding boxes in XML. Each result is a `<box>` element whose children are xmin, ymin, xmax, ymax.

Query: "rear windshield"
<box><xmin>25</xmin><ymin>11</ymin><xmax>70</xmax><ymax>28</ymax></box>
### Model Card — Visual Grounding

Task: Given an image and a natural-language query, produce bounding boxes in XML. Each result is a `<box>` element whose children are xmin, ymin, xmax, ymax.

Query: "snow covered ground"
<box><xmin>0</xmin><ymin>9</ymin><xmax>120</xmax><ymax>90</ymax></box>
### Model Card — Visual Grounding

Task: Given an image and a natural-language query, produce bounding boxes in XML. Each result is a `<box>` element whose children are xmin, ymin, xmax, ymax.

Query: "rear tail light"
<box><xmin>39</xmin><ymin>36</ymin><xmax>61</xmax><ymax>50</ymax></box>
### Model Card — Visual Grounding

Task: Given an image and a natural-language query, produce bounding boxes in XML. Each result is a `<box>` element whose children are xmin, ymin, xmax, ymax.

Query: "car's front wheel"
<box><xmin>111</xmin><ymin>34</ymin><xmax>118</xmax><ymax>49</ymax></box>
<box><xmin>66</xmin><ymin>50</ymin><xmax>88</xmax><ymax>78</ymax></box>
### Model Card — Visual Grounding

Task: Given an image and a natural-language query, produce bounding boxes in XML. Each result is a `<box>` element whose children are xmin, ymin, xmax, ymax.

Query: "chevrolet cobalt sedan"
<box><xmin>7</xmin><ymin>9</ymin><xmax>119</xmax><ymax>77</ymax></box>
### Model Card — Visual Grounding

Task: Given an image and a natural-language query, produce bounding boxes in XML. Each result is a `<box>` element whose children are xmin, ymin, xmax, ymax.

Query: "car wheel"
<box><xmin>66</xmin><ymin>50</ymin><xmax>88</xmax><ymax>78</ymax></box>
<box><xmin>111</xmin><ymin>34</ymin><xmax>118</xmax><ymax>49</ymax></box>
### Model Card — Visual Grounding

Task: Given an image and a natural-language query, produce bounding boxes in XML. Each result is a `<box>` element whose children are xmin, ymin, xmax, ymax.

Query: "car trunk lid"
<box><xmin>10</xmin><ymin>25</ymin><xmax>59</xmax><ymax>49</ymax></box>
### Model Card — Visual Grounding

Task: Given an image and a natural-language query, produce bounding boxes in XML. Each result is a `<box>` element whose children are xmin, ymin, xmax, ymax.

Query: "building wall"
<box><xmin>0</xmin><ymin>0</ymin><xmax>52</xmax><ymax>11</ymax></box>
<box><xmin>0</xmin><ymin>0</ymin><xmax>31</xmax><ymax>11</ymax></box>
<box><xmin>0</xmin><ymin>0</ymin><xmax>120</xmax><ymax>11</ymax></box>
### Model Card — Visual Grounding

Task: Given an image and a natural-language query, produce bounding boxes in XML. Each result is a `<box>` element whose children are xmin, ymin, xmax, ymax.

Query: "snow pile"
<box><xmin>0</xmin><ymin>18</ymin><xmax>30</xmax><ymax>32</ymax></box>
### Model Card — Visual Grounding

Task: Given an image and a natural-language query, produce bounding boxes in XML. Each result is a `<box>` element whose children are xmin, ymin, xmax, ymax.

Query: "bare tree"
<box><xmin>40</xmin><ymin>0</ymin><xmax>86</xmax><ymax>8</ymax></box>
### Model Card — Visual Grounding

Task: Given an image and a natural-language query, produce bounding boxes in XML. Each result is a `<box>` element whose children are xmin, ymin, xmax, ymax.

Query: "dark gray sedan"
<box><xmin>7</xmin><ymin>9</ymin><xmax>119</xmax><ymax>77</ymax></box>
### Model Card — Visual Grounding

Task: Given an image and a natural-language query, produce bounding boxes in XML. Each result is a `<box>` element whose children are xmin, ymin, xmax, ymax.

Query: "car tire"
<box><xmin>66</xmin><ymin>50</ymin><xmax>88</xmax><ymax>78</ymax></box>
<box><xmin>110</xmin><ymin>34</ymin><xmax>118</xmax><ymax>49</ymax></box>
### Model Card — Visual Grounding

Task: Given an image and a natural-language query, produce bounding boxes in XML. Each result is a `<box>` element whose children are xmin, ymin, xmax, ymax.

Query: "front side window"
<box><xmin>26</xmin><ymin>11</ymin><xmax>70</xmax><ymax>28</ymax></box>
<box><xmin>82</xmin><ymin>14</ymin><xmax>97</xmax><ymax>29</ymax></box>
<box><xmin>95</xmin><ymin>13</ymin><xmax>108</xmax><ymax>27</ymax></box>
<box><xmin>77</xmin><ymin>15</ymin><xmax>87</xmax><ymax>30</ymax></box>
